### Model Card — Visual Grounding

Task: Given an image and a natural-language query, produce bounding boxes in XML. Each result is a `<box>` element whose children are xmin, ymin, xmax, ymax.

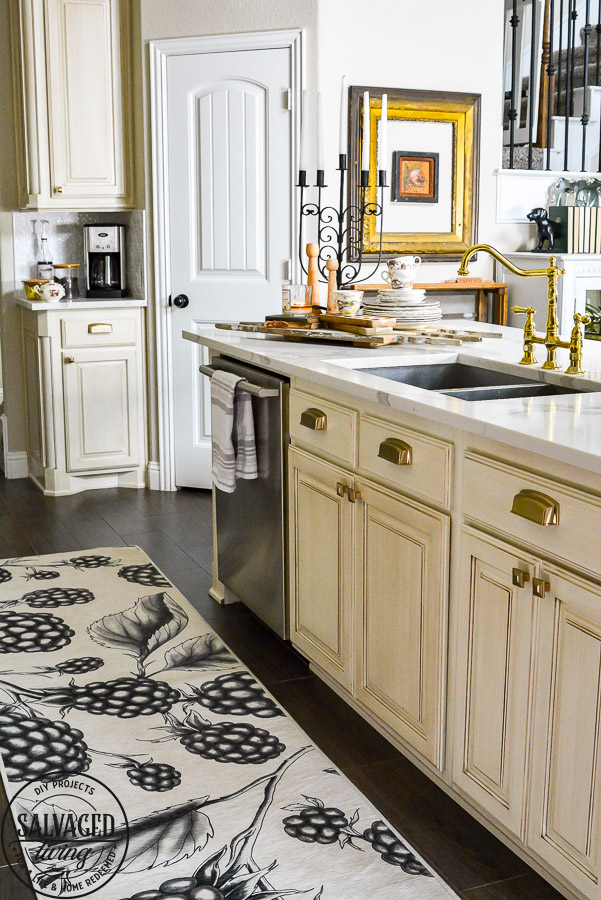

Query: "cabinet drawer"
<box><xmin>359</xmin><ymin>415</ymin><xmax>452</xmax><ymax>508</ymax></box>
<box><xmin>61</xmin><ymin>315</ymin><xmax>138</xmax><ymax>348</ymax></box>
<box><xmin>289</xmin><ymin>389</ymin><xmax>357</xmax><ymax>466</ymax></box>
<box><xmin>463</xmin><ymin>451</ymin><xmax>601</xmax><ymax>577</ymax></box>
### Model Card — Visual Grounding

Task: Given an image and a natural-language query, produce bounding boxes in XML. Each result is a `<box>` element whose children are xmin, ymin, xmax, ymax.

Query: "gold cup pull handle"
<box><xmin>533</xmin><ymin>577</ymin><xmax>551</xmax><ymax>599</ymax></box>
<box><xmin>378</xmin><ymin>437</ymin><xmax>413</xmax><ymax>466</ymax></box>
<box><xmin>511</xmin><ymin>488</ymin><xmax>560</xmax><ymax>526</ymax></box>
<box><xmin>512</xmin><ymin>567</ymin><xmax>531</xmax><ymax>588</ymax></box>
<box><xmin>300</xmin><ymin>408</ymin><xmax>327</xmax><ymax>431</ymax></box>
<box><xmin>88</xmin><ymin>322</ymin><xmax>113</xmax><ymax>334</ymax></box>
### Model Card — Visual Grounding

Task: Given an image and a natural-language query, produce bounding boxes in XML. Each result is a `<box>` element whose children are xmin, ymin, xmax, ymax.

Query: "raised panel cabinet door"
<box><xmin>452</xmin><ymin>529</ymin><xmax>538</xmax><ymax>838</ymax></box>
<box><xmin>528</xmin><ymin>566</ymin><xmax>601</xmax><ymax>898</ymax></box>
<box><xmin>44</xmin><ymin>0</ymin><xmax>130</xmax><ymax>202</ymax></box>
<box><xmin>289</xmin><ymin>448</ymin><xmax>354</xmax><ymax>690</ymax></box>
<box><xmin>62</xmin><ymin>348</ymin><xmax>139</xmax><ymax>471</ymax></box>
<box><xmin>354</xmin><ymin>480</ymin><xmax>449</xmax><ymax>769</ymax></box>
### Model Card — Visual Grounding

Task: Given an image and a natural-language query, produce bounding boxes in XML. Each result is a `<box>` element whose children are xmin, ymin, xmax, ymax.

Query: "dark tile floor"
<box><xmin>0</xmin><ymin>478</ymin><xmax>563</xmax><ymax>899</ymax></box>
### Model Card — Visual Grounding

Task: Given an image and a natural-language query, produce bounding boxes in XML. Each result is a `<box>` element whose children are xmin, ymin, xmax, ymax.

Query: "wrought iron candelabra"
<box><xmin>297</xmin><ymin>156</ymin><xmax>387</xmax><ymax>290</ymax></box>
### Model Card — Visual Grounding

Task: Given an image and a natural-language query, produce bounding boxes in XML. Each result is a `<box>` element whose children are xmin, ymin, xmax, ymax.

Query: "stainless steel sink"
<box><xmin>356</xmin><ymin>362</ymin><xmax>590</xmax><ymax>402</ymax></box>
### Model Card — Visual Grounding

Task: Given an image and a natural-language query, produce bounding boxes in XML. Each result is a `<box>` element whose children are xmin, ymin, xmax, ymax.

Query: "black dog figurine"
<box><xmin>527</xmin><ymin>207</ymin><xmax>555</xmax><ymax>251</ymax></box>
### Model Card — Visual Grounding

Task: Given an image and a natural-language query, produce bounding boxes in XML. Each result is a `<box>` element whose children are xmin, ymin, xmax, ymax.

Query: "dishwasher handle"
<box><xmin>199</xmin><ymin>364</ymin><xmax>279</xmax><ymax>398</ymax></box>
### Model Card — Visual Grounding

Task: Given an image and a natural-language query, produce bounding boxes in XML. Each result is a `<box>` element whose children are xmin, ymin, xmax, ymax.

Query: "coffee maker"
<box><xmin>84</xmin><ymin>225</ymin><xmax>126</xmax><ymax>298</ymax></box>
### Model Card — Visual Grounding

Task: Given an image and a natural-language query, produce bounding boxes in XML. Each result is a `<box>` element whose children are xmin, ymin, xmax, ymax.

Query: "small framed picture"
<box><xmin>392</xmin><ymin>151</ymin><xmax>439</xmax><ymax>203</ymax></box>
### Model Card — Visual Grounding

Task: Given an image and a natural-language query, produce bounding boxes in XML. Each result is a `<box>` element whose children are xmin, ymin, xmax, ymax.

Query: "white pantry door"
<box><xmin>167</xmin><ymin>47</ymin><xmax>292</xmax><ymax>488</ymax></box>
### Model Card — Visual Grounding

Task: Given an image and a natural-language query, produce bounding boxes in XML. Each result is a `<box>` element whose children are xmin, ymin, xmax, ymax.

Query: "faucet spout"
<box><xmin>458</xmin><ymin>244</ymin><xmax>549</xmax><ymax>280</ymax></box>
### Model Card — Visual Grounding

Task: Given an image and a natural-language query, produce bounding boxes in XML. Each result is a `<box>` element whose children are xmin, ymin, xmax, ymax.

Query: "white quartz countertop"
<box><xmin>16</xmin><ymin>297</ymin><xmax>147</xmax><ymax>310</ymax></box>
<box><xmin>183</xmin><ymin>321</ymin><xmax>601</xmax><ymax>475</ymax></box>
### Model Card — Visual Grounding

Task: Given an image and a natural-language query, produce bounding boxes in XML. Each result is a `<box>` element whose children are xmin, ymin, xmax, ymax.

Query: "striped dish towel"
<box><xmin>211</xmin><ymin>370</ymin><xmax>258</xmax><ymax>492</ymax></box>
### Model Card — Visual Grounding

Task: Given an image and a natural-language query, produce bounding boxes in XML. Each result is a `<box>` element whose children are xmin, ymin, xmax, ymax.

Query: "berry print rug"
<box><xmin>0</xmin><ymin>547</ymin><xmax>457</xmax><ymax>899</ymax></box>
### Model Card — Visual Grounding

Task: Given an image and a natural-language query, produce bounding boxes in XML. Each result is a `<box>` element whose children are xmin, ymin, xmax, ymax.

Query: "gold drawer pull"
<box><xmin>512</xmin><ymin>567</ymin><xmax>530</xmax><ymax>588</ymax></box>
<box><xmin>378</xmin><ymin>437</ymin><xmax>413</xmax><ymax>466</ymax></box>
<box><xmin>347</xmin><ymin>489</ymin><xmax>361</xmax><ymax>503</ymax></box>
<box><xmin>88</xmin><ymin>322</ymin><xmax>113</xmax><ymax>334</ymax></box>
<box><xmin>511</xmin><ymin>489</ymin><xmax>560</xmax><ymax>526</ymax></box>
<box><xmin>64</xmin><ymin>356</ymin><xmax>75</xmax><ymax>364</ymax></box>
<box><xmin>533</xmin><ymin>577</ymin><xmax>551</xmax><ymax>599</ymax></box>
<box><xmin>336</xmin><ymin>482</ymin><xmax>349</xmax><ymax>498</ymax></box>
<box><xmin>300</xmin><ymin>407</ymin><xmax>327</xmax><ymax>431</ymax></box>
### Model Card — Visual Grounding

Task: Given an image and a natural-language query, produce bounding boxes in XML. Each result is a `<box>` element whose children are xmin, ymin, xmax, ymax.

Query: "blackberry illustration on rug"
<box><xmin>0</xmin><ymin>547</ymin><xmax>457</xmax><ymax>899</ymax></box>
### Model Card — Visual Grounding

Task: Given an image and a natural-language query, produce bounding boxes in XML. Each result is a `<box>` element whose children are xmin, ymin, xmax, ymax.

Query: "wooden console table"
<box><xmin>355</xmin><ymin>281</ymin><xmax>509</xmax><ymax>325</ymax></box>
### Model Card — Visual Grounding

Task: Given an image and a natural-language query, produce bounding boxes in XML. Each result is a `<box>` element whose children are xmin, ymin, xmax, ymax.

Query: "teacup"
<box><xmin>331</xmin><ymin>290</ymin><xmax>363</xmax><ymax>316</ymax></box>
<box><xmin>23</xmin><ymin>279</ymin><xmax>49</xmax><ymax>299</ymax></box>
<box><xmin>382</xmin><ymin>255</ymin><xmax>422</xmax><ymax>289</ymax></box>
<box><xmin>33</xmin><ymin>280</ymin><xmax>66</xmax><ymax>302</ymax></box>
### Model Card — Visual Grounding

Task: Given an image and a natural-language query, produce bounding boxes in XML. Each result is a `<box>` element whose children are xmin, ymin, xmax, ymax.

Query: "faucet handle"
<box><xmin>511</xmin><ymin>305</ymin><xmax>536</xmax><ymax>317</ymax></box>
<box><xmin>573</xmin><ymin>312</ymin><xmax>591</xmax><ymax>327</ymax></box>
<box><xmin>511</xmin><ymin>306</ymin><xmax>538</xmax><ymax>365</ymax></box>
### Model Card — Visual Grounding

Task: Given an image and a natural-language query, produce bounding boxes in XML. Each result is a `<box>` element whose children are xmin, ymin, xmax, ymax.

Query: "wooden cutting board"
<box><xmin>215</xmin><ymin>322</ymin><xmax>397</xmax><ymax>347</ymax></box>
<box><xmin>319</xmin><ymin>312</ymin><xmax>396</xmax><ymax>328</ymax></box>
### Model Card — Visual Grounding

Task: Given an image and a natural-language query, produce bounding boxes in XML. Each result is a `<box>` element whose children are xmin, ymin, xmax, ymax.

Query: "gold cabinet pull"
<box><xmin>55</xmin><ymin>186</ymin><xmax>63</xmax><ymax>193</ymax></box>
<box><xmin>64</xmin><ymin>356</ymin><xmax>75</xmax><ymax>364</ymax></box>
<box><xmin>88</xmin><ymin>322</ymin><xmax>113</xmax><ymax>334</ymax></box>
<box><xmin>347</xmin><ymin>489</ymin><xmax>362</xmax><ymax>503</ymax></box>
<box><xmin>336</xmin><ymin>482</ymin><xmax>349</xmax><ymax>498</ymax></box>
<box><xmin>378</xmin><ymin>437</ymin><xmax>413</xmax><ymax>466</ymax></box>
<box><xmin>533</xmin><ymin>577</ymin><xmax>551</xmax><ymax>598</ymax></box>
<box><xmin>512</xmin><ymin>567</ymin><xmax>530</xmax><ymax>588</ymax></box>
<box><xmin>300</xmin><ymin>407</ymin><xmax>327</xmax><ymax>431</ymax></box>
<box><xmin>511</xmin><ymin>489</ymin><xmax>560</xmax><ymax>526</ymax></box>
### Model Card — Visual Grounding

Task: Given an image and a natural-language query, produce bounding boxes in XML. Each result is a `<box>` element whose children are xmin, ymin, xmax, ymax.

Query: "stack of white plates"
<box><xmin>362</xmin><ymin>289</ymin><xmax>442</xmax><ymax>324</ymax></box>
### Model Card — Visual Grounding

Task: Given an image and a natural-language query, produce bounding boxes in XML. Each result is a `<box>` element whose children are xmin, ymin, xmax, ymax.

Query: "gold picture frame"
<box><xmin>349</xmin><ymin>87</ymin><xmax>480</xmax><ymax>260</ymax></box>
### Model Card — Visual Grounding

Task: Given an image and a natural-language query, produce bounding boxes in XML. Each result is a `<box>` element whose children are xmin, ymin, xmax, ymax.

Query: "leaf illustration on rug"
<box><xmin>88</xmin><ymin>591</ymin><xmax>188</xmax><ymax>671</ymax></box>
<box><xmin>0</xmin><ymin>587</ymin><xmax>95</xmax><ymax>611</ymax></box>
<box><xmin>118</xmin><ymin>562</ymin><xmax>172</xmax><ymax>587</ymax></box>
<box><xmin>282</xmin><ymin>796</ymin><xmax>432</xmax><ymax>877</ymax></box>
<box><xmin>148</xmin><ymin>633</ymin><xmax>237</xmax><ymax>676</ymax></box>
<box><xmin>184</xmin><ymin>670</ymin><xmax>284</xmax><ymax>718</ymax></box>
<box><xmin>0</xmin><ymin>703</ymin><xmax>91</xmax><ymax>781</ymax></box>
<box><xmin>153</xmin><ymin>710</ymin><xmax>286</xmax><ymax>765</ymax></box>
<box><xmin>0</xmin><ymin>611</ymin><xmax>75</xmax><ymax>653</ymax></box>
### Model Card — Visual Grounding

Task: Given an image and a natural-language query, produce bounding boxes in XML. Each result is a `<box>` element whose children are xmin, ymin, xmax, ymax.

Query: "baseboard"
<box><xmin>148</xmin><ymin>461</ymin><xmax>161</xmax><ymax>491</ymax></box>
<box><xmin>4</xmin><ymin>450</ymin><xmax>28</xmax><ymax>480</ymax></box>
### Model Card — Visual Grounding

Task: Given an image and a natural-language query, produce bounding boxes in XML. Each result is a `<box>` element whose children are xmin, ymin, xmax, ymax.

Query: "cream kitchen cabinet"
<box><xmin>12</xmin><ymin>0</ymin><xmax>133</xmax><ymax>209</ymax></box>
<box><xmin>452</xmin><ymin>528</ymin><xmax>539</xmax><ymax>837</ymax></box>
<box><xmin>528</xmin><ymin>565</ymin><xmax>601</xmax><ymax>899</ymax></box>
<box><xmin>355</xmin><ymin>480</ymin><xmax>449</xmax><ymax>769</ymax></box>
<box><xmin>20</xmin><ymin>303</ymin><xmax>146</xmax><ymax>494</ymax></box>
<box><xmin>289</xmin><ymin>421</ymin><xmax>450</xmax><ymax>768</ymax></box>
<box><xmin>288</xmin><ymin>447</ymin><xmax>354</xmax><ymax>691</ymax></box>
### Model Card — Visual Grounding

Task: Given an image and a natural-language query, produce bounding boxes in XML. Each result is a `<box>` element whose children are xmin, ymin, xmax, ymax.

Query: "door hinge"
<box><xmin>283</xmin><ymin>258</ymin><xmax>292</xmax><ymax>281</ymax></box>
<box><xmin>283</xmin><ymin>88</ymin><xmax>292</xmax><ymax>110</ymax></box>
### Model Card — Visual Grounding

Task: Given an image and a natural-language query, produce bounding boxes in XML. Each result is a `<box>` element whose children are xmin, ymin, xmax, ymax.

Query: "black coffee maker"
<box><xmin>84</xmin><ymin>225</ymin><xmax>127</xmax><ymax>298</ymax></box>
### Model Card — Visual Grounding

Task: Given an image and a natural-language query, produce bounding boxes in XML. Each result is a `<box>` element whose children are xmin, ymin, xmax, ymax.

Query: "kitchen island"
<box><xmin>185</xmin><ymin>321</ymin><xmax>601</xmax><ymax>900</ymax></box>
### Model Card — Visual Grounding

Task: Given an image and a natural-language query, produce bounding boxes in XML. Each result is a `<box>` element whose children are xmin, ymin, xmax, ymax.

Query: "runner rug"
<box><xmin>0</xmin><ymin>546</ymin><xmax>457</xmax><ymax>900</ymax></box>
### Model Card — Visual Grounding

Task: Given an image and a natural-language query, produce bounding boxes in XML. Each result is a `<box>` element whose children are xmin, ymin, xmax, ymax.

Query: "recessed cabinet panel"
<box><xmin>289</xmin><ymin>448</ymin><xmax>353</xmax><ymax>689</ymax></box>
<box><xmin>529</xmin><ymin>567</ymin><xmax>601</xmax><ymax>896</ymax></box>
<box><xmin>355</xmin><ymin>481</ymin><xmax>449</xmax><ymax>768</ymax></box>
<box><xmin>23</xmin><ymin>331</ymin><xmax>44</xmax><ymax>469</ymax></box>
<box><xmin>452</xmin><ymin>529</ymin><xmax>537</xmax><ymax>838</ymax></box>
<box><xmin>63</xmin><ymin>348</ymin><xmax>139</xmax><ymax>471</ymax></box>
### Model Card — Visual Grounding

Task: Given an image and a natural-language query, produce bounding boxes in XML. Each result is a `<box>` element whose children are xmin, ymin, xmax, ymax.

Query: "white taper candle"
<box><xmin>300</xmin><ymin>90</ymin><xmax>308</xmax><ymax>172</ymax></box>
<box><xmin>317</xmin><ymin>92</ymin><xmax>324</xmax><ymax>171</ymax></box>
<box><xmin>362</xmin><ymin>91</ymin><xmax>370</xmax><ymax>172</ymax></box>
<box><xmin>339</xmin><ymin>75</ymin><xmax>348</xmax><ymax>155</ymax></box>
<box><xmin>379</xmin><ymin>93</ymin><xmax>388</xmax><ymax>170</ymax></box>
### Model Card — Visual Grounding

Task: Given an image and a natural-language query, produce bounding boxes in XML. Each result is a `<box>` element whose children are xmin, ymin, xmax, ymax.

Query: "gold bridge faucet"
<box><xmin>458</xmin><ymin>243</ymin><xmax>589</xmax><ymax>373</ymax></box>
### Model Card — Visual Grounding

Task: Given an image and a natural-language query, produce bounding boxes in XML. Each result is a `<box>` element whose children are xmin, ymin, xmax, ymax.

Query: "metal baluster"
<box><xmin>528</xmin><ymin>0</ymin><xmax>538</xmax><ymax>167</ymax></box>
<box><xmin>582</xmin><ymin>0</ymin><xmax>592</xmax><ymax>170</ymax></box>
<box><xmin>557</xmin><ymin>0</ymin><xmax>564</xmax><ymax>114</ymax></box>
<box><xmin>564</xmin><ymin>0</ymin><xmax>575</xmax><ymax>168</ymax></box>
<box><xmin>546</xmin><ymin>0</ymin><xmax>556</xmax><ymax>169</ymax></box>
<box><xmin>509</xmin><ymin>0</ymin><xmax>520</xmax><ymax>168</ymax></box>
<box><xmin>570</xmin><ymin>0</ymin><xmax>578</xmax><ymax>116</ymax></box>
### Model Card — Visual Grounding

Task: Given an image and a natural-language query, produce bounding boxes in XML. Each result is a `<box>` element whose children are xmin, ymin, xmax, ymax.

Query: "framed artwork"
<box><xmin>392</xmin><ymin>151</ymin><xmax>439</xmax><ymax>203</ymax></box>
<box><xmin>348</xmin><ymin>86</ymin><xmax>480</xmax><ymax>260</ymax></box>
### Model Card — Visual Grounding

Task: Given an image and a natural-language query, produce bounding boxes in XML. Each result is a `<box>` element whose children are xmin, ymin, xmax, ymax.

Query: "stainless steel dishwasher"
<box><xmin>200</xmin><ymin>356</ymin><xmax>289</xmax><ymax>638</ymax></box>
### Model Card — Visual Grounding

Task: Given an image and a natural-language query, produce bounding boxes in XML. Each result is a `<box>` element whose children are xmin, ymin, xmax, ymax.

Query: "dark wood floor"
<box><xmin>0</xmin><ymin>478</ymin><xmax>564</xmax><ymax>899</ymax></box>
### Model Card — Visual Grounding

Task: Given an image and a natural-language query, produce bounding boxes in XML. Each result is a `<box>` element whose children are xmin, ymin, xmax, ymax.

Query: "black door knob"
<box><xmin>170</xmin><ymin>293</ymin><xmax>189</xmax><ymax>308</ymax></box>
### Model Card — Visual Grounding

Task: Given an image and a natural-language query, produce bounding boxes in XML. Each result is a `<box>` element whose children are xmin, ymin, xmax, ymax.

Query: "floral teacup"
<box><xmin>33</xmin><ymin>280</ymin><xmax>66</xmax><ymax>302</ymax></box>
<box><xmin>381</xmin><ymin>255</ymin><xmax>422</xmax><ymax>289</ymax></box>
